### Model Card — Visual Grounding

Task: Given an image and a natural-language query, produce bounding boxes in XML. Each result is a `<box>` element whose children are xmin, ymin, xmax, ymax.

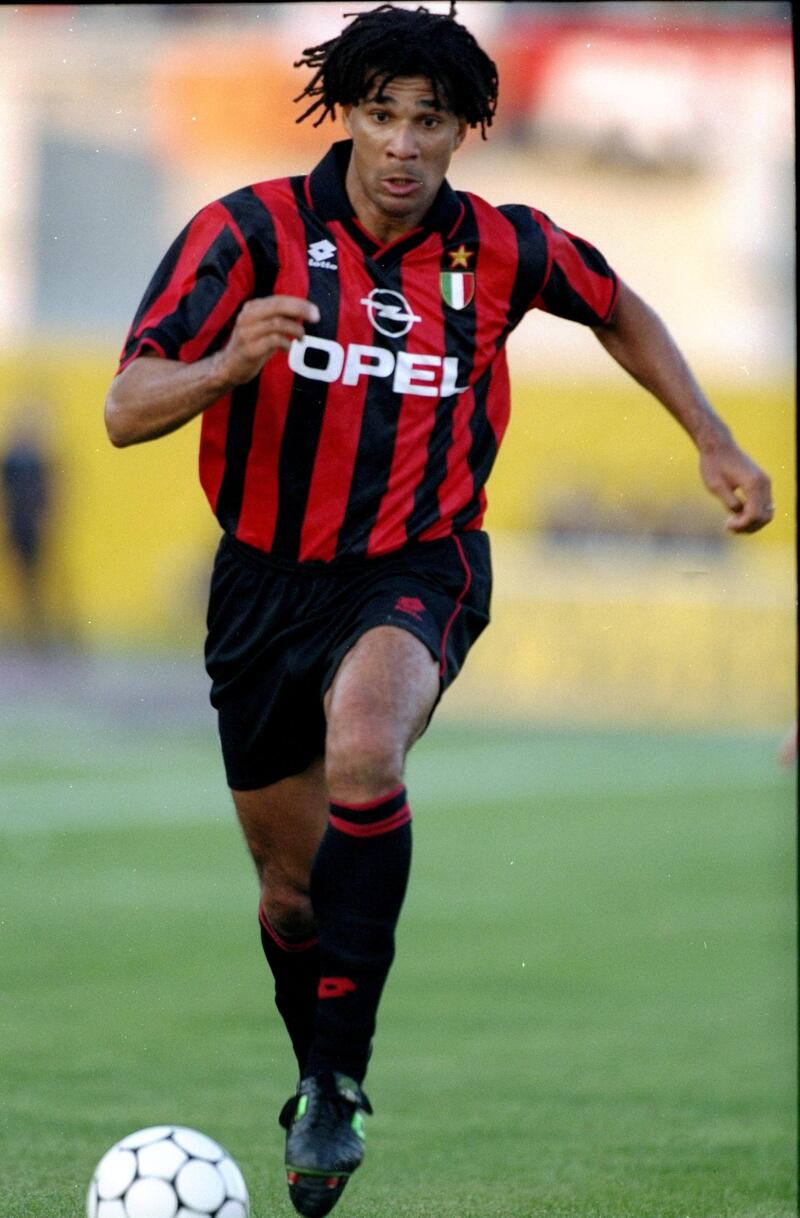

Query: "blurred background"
<box><xmin>0</xmin><ymin>0</ymin><xmax>794</xmax><ymax>729</ymax></box>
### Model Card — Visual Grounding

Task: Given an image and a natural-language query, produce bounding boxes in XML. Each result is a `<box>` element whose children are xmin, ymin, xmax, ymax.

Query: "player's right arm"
<box><xmin>104</xmin><ymin>296</ymin><xmax>319</xmax><ymax>447</ymax></box>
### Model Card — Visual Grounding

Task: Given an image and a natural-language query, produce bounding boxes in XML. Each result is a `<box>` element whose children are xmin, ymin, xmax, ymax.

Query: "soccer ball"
<box><xmin>86</xmin><ymin>1125</ymin><xmax>250</xmax><ymax>1218</ymax></box>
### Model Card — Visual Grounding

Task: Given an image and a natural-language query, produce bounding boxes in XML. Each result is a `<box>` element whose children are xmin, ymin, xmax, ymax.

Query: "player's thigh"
<box><xmin>232</xmin><ymin>755</ymin><xmax>328</xmax><ymax>902</ymax></box>
<box><xmin>324</xmin><ymin>624</ymin><xmax>439</xmax><ymax>756</ymax></box>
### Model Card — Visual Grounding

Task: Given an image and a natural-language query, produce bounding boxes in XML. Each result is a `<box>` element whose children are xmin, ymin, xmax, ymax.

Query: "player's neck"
<box><xmin>344</xmin><ymin>163</ymin><xmax>430</xmax><ymax>247</ymax></box>
<box><xmin>351</xmin><ymin>208</ymin><xmax>421</xmax><ymax>247</ymax></box>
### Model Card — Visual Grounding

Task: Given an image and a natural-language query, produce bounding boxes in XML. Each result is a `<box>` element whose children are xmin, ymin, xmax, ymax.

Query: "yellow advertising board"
<box><xmin>0</xmin><ymin>348</ymin><xmax>794</xmax><ymax>729</ymax></box>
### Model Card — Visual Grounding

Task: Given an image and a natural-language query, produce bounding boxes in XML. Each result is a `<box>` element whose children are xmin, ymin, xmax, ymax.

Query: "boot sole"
<box><xmin>286</xmin><ymin>1169</ymin><xmax>351</xmax><ymax>1218</ymax></box>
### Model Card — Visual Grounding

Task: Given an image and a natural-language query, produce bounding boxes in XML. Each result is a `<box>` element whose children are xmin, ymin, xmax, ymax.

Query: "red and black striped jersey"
<box><xmin>119</xmin><ymin>140</ymin><xmax>618</xmax><ymax>562</ymax></box>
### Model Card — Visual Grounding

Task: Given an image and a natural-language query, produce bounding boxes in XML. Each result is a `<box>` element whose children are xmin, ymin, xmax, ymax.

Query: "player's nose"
<box><xmin>385</xmin><ymin>122</ymin><xmax>420</xmax><ymax>159</ymax></box>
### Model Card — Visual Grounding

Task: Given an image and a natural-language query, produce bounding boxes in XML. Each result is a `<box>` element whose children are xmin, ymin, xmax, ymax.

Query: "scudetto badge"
<box><xmin>440</xmin><ymin>272</ymin><xmax>475</xmax><ymax>310</ymax></box>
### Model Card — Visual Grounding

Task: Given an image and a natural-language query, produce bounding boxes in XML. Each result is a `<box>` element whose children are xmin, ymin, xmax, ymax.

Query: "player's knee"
<box><xmin>261</xmin><ymin>884</ymin><xmax>316</xmax><ymax>942</ymax></box>
<box><xmin>325</xmin><ymin>721</ymin><xmax>405</xmax><ymax>800</ymax></box>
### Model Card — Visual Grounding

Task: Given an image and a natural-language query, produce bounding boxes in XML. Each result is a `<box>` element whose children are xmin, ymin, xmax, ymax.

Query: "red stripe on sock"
<box><xmin>330</xmin><ymin>784</ymin><xmax>406</xmax><ymax>813</ymax></box>
<box><xmin>258</xmin><ymin>906</ymin><xmax>319</xmax><ymax>952</ymax></box>
<box><xmin>329</xmin><ymin>804</ymin><xmax>412</xmax><ymax>838</ymax></box>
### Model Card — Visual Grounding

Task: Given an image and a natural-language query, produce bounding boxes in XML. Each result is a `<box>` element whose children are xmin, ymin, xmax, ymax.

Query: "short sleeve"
<box><xmin>499</xmin><ymin>204</ymin><xmax>618</xmax><ymax>329</ymax></box>
<box><xmin>118</xmin><ymin>197</ymin><xmax>260</xmax><ymax>372</ymax></box>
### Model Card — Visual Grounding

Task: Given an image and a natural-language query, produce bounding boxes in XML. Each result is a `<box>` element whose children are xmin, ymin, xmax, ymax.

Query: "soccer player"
<box><xmin>104</xmin><ymin>6</ymin><xmax>774</xmax><ymax>1215</ymax></box>
<box><xmin>1</xmin><ymin>407</ymin><xmax>54</xmax><ymax>650</ymax></box>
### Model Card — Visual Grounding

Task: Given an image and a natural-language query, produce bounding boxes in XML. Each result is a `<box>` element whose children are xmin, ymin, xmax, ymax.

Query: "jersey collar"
<box><xmin>306</xmin><ymin>139</ymin><xmax>464</xmax><ymax>239</ymax></box>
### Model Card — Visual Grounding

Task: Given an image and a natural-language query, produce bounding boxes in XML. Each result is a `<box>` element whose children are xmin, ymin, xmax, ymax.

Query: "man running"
<box><xmin>105</xmin><ymin>6</ymin><xmax>773</xmax><ymax>1215</ymax></box>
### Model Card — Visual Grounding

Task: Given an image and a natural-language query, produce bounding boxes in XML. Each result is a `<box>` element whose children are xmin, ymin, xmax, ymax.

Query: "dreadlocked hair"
<box><xmin>294</xmin><ymin>3</ymin><xmax>499</xmax><ymax>139</ymax></box>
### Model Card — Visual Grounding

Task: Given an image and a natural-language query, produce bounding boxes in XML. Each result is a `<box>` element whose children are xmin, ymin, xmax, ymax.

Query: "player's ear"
<box><xmin>341</xmin><ymin>105</ymin><xmax>353</xmax><ymax>136</ymax></box>
<box><xmin>453</xmin><ymin>117</ymin><xmax>467</xmax><ymax>151</ymax></box>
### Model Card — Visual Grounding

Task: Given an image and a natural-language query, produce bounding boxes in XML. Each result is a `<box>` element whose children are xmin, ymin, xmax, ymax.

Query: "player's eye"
<box><xmin>421</xmin><ymin>115</ymin><xmax>442</xmax><ymax>129</ymax></box>
<box><xmin>371</xmin><ymin>110</ymin><xmax>390</xmax><ymax>123</ymax></box>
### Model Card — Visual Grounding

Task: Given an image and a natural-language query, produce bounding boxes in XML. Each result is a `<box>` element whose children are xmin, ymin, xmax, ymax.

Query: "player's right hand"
<box><xmin>218</xmin><ymin>296</ymin><xmax>320</xmax><ymax>385</ymax></box>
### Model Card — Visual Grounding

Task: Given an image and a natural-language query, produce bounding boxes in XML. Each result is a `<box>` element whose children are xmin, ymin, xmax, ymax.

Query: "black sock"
<box><xmin>258</xmin><ymin>906</ymin><xmax>320</xmax><ymax>1074</ymax></box>
<box><xmin>304</xmin><ymin>786</ymin><xmax>412</xmax><ymax>1084</ymax></box>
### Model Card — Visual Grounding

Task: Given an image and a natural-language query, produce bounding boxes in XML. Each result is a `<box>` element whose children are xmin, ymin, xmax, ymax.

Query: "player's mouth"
<box><xmin>381</xmin><ymin>175</ymin><xmax>423</xmax><ymax>197</ymax></box>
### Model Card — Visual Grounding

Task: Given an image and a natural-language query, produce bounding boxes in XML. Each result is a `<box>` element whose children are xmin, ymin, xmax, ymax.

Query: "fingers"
<box><xmin>722</xmin><ymin>478</ymin><xmax>774</xmax><ymax>534</ymax></box>
<box><xmin>223</xmin><ymin>296</ymin><xmax>320</xmax><ymax>383</ymax></box>
<box><xmin>725</xmin><ymin>497</ymin><xmax>775</xmax><ymax>534</ymax></box>
<box><xmin>240</xmin><ymin>316</ymin><xmax>306</xmax><ymax>348</ymax></box>
<box><xmin>237</xmin><ymin>296</ymin><xmax>319</xmax><ymax>347</ymax></box>
<box><xmin>725</xmin><ymin>465</ymin><xmax>774</xmax><ymax>533</ymax></box>
<box><xmin>240</xmin><ymin>296</ymin><xmax>320</xmax><ymax>326</ymax></box>
<box><xmin>711</xmin><ymin>480</ymin><xmax>745</xmax><ymax>514</ymax></box>
<box><xmin>700</xmin><ymin>447</ymin><xmax>774</xmax><ymax>535</ymax></box>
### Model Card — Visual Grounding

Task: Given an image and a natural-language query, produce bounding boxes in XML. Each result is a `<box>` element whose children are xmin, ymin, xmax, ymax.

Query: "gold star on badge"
<box><xmin>448</xmin><ymin>244</ymin><xmax>473</xmax><ymax>269</ymax></box>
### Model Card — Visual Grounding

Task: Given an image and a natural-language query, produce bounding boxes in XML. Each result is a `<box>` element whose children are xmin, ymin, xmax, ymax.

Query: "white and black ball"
<box><xmin>86</xmin><ymin>1125</ymin><xmax>249</xmax><ymax>1218</ymax></box>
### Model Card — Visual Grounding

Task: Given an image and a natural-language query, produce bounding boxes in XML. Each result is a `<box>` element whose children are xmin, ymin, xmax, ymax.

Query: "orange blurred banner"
<box><xmin>149</xmin><ymin>39</ymin><xmax>337</xmax><ymax>166</ymax></box>
<box><xmin>147</xmin><ymin>19</ymin><xmax>791</xmax><ymax>168</ymax></box>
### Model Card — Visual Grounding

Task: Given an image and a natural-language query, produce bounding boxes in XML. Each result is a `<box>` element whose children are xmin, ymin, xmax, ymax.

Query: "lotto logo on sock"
<box><xmin>394</xmin><ymin>596</ymin><xmax>426</xmax><ymax>621</ymax></box>
<box><xmin>318</xmin><ymin>977</ymin><xmax>357</xmax><ymax>999</ymax></box>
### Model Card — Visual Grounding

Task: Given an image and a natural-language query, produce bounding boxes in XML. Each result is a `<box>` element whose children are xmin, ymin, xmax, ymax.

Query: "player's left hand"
<box><xmin>699</xmin><ymin>441</ymin><xmax>774</xmax><ymax>533</ymax></box>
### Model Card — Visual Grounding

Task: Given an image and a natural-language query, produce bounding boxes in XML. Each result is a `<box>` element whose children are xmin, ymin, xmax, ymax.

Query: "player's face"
<box><xmin>342</xmin><ymin>76</ymin><xmax>467</xmax><ymax>242</ymax></box>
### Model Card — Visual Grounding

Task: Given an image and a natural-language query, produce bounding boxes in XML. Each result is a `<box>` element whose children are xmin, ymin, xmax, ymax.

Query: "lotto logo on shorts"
<box><xmin>394</xmin><ymin>596</ymin><xmax>426</xmax><ymax>621</ymax></box>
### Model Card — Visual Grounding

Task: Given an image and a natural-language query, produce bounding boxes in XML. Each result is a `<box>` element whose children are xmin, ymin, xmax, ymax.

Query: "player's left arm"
<box><xmin>593</xmin><ymin>280</ymin><xmax>773</xmax><ymax>534</ymax></box>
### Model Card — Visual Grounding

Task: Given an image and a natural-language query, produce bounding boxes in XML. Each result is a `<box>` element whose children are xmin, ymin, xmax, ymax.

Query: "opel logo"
<box><xmin>360</xmin><ymin>288</ymin><xmax>421</xmax><ymax>338</ymax></box>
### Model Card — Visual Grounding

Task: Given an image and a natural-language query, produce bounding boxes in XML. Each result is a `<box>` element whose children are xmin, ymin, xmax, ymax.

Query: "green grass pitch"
<box><xmin>0</xmin><ymin>682</ymin><xmax>795</xmax><ymax>1217</ymax></box>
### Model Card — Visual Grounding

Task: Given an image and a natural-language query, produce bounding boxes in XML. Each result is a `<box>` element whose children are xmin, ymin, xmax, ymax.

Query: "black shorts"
<box><xmin>204</xmin><ymin>531</ymin><xmax>492</xmax><ymax>790</ymax></box>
